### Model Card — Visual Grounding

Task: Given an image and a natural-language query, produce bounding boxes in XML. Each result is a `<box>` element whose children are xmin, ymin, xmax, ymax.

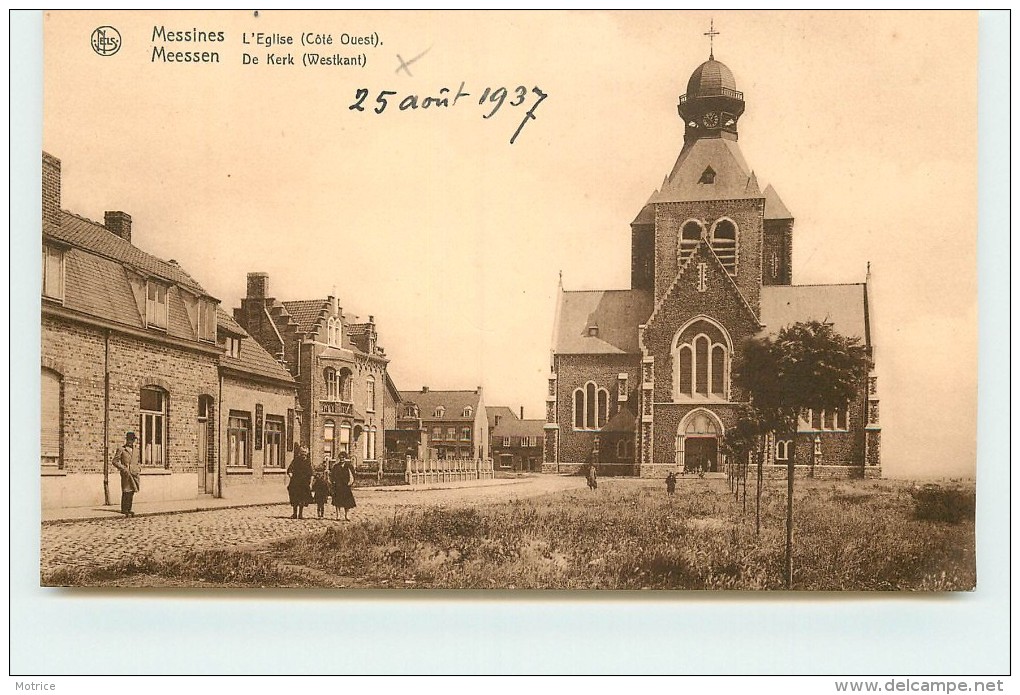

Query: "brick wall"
<box><xmin>653</xmin><ymin>198</ymin><xmax>764</xmax><ymax>310</ymax></box>
<box><xmin>41</xmin><ymin>317</ymin><xmax>106</xmax><ymax>474</ymax></box>
<box><xmin>762</xmin><ymin>218</ymin><xmax>793</xmax><ymax>286</ymax></box>
<box><xmin>106</xmin><ymin>332</ymin><xmax>219</xmax><ymax>476</ymax></box>
<box><xmin>220</xmin><ymin>375</ymin><xmax>295</xmax><ymax>489</ymax></box>
<box><xmin>42</xmin><ymin>153</ymin><xmax>61</xmax><ymax>233</ymax></box>
<box><xmin>642</xmin><ymin>241</ymin><xmax>761</xmax><ymax>404</ymax></box>
<box><xmin>554</xmin><ymin>353</ymin><xmax>641</xmax><ymax>464</ymax></box>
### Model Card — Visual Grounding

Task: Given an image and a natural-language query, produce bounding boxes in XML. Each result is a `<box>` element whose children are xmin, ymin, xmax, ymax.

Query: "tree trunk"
<box><xmin>742</xmin><ymin>451</ymin><xmax>748</xmax><ymax>512</ymax></box>
<box><xmin>756</xmin><ymin>444</ymin><xmax>763</xmax><ymax>536</ymax></box>
<box><xmin>786</xmin><ymin>444</ymin><xmax>795</xmax><ymax>589</ymax></box>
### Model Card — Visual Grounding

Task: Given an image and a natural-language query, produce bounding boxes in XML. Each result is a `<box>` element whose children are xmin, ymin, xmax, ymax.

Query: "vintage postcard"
<box><xmin>38</xmin><ymin>10</ymin><xmax>978</xmax><ymax>596</ymax></box>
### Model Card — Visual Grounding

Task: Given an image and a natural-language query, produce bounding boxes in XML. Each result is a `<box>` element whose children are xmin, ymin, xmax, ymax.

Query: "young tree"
<box><xmin>733</xmin><ymin>320</ymin><xmax>871</xmax><ymax>589</ymax></box>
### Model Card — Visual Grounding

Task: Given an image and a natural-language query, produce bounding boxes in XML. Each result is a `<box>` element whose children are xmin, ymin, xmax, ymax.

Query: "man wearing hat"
<box><xmin>111</xmin><ymin>431</ymin><xmax>141</xmax><ymax>517</ymax></box>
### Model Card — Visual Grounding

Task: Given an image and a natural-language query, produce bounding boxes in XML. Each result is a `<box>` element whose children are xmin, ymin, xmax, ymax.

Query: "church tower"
<box><xmin>552</xmin><ymin>30</ymin><xmax>877</xmax><ymax>480</ymax></box>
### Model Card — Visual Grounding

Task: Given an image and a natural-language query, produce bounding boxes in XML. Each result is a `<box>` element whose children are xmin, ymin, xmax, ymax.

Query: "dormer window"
<box><xmin>42</xmin><ymin>244</ymin><xmax>65</xmax><ymax>301</ymax></box>
<box><xmin>198</xmin><ymin>300</ymin><xmax>216</xmax><ymax>342</ymax></box>
<box><xmin>226</xmin><ymin>336</ymin><xmax>241</xmax><ymax>359</ymax></box>
<box><xmin>463</xmin><ymin>406</ymin><xmax>473</xmax><ymax>418</ymax></box>
<box><xmin>587</xmin><ymin>324</ymin><xmax>599</xmax><ymax>338</ymax></box>
<box><xmin>434</xmin><ymin>407</ymin><xmax>445</xmax><ymax>418</ymax></box>
<box><xmin>699</xmin><ymin>166</ymin><xmax>716</xmax><ymax>184</ymax></box>
<box><xmin>145</xmin><ymin>281</ymin><xmax>168</xmax><ymax>329</ymax></box>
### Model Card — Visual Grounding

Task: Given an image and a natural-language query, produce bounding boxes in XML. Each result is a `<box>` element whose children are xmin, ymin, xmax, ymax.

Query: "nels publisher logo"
<box><xmin>90</xmin><ymin>26</ymin><xmax>121</xmax><ymax>56</ymax></box>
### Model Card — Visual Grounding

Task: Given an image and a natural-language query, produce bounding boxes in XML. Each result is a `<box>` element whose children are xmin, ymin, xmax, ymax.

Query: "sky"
<box><xmin>41</xmin><ymin>10</ymin><xmax>979</xmax><ymax>478</ymax></box>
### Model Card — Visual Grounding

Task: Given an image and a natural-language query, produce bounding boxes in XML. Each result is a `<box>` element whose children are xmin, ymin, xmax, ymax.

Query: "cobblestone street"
<box><xmin>40</xmin><ymin>476</ymin><xmax>582</xmax><ymax>577</ymax></box>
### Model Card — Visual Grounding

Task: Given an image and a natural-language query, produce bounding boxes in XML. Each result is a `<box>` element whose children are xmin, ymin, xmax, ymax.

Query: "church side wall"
<box><xmin>555</xmin><ymin>353</ymin><xmax>641</xmax><ymax>465</ymax></box>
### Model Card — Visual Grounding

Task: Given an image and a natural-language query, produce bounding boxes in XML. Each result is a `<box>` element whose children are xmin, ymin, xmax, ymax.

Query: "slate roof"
<box><xmin>492</xmin><ymin>418</ymin><xmax>545</xmax><ymax>439</ymax></box>
<box><xmin>217</xmin><ymin>309</ymin><xmax>296</xmax><ymax>385</ymax></box>
<box><xmin>486</xmin><ymin>406</ymin><xmax>518</xmax><ymax>429</ymax></box>
<box><xmin>652</xmin><ymin>138</ymin><xmax>760</xmax><ymax>204</ymax></box>
<box><xmin>399</xmin><ymin>390</ymin><xmax>482</xmax><ymax>421</ymax></box>
<box><xmin>759</xmin><ymin>284</ymin><xmax>869</xmax><ymax>344</ymax></box>
<box><xmin>764</xmin><ymin>184</ymin><xmax>793</xmax><ymax>220</ymax></box>
<box><xmin>51</xmin><ymin>211</ymin><xmax>209</xmax><ymax>295</ymax></box>
<box><xmin>553</xmin><ymin>289</ymin><xmax>653</xmax><ymax>355</ymax></box>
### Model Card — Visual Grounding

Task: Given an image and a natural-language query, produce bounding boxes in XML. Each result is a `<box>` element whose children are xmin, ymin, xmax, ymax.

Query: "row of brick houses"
<box><xmin>40</xmin><ymin>152</ymin><xmax>413</xmax><ymax>509</ymax></box>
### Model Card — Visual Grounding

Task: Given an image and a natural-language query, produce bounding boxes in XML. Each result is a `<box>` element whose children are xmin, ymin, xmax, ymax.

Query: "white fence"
<box><xmin>405</xmin><ymin>457</ymin><xmax>494</xmax><ymax>485</ymax></box>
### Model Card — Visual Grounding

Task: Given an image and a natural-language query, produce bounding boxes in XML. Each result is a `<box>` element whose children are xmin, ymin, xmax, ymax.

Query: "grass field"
<box><xmin>47</xmin><ymin>477</ymin><xmax>975</xmax><ymax>590</ymax></box>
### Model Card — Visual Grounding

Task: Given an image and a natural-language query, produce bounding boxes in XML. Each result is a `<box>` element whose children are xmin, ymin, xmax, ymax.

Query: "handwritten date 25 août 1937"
<box><xmin>349</xmin><ymin>82</ymin><xmax>548</xmax><ymax>144</ymax></box>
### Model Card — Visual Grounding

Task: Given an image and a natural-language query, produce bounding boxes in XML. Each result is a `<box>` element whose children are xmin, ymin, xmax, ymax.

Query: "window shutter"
<box><xmin>41</xmin><ymin>370</ymin><xmax>61</xmax><ymax>460</ymax></box>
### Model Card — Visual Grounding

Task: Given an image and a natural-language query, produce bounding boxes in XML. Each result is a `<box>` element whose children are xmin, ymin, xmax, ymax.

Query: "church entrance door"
<box><xmin>684</xmin><ymin>437</ymin><xmax>719</xmax><ymax>473</ymax></box>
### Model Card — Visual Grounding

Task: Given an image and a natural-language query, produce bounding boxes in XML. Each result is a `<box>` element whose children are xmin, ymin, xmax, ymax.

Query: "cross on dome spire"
<box><xmin>704</xmin><ymin>19</ymin><xmax>720</xmax><ymax>60</ymax></box>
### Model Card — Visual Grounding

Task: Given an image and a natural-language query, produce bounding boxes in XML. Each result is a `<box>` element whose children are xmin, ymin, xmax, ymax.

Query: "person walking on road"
<box><xmin>287</xmin><ymin>445</ymin><xmax>313</xmax><ymax>519</ymax></box>
<box><xmin>330</xmin><ymin>452</ymin><xmax>357</xmax><ymax>521</ymax></box>
<box><xmin>110</xmin><ymin>431</ymin><xmax>141</xmax><ymax>517</ymax></box>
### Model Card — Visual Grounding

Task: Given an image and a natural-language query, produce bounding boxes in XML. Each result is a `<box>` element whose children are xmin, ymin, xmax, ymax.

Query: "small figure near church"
<box><xmin>586</xmin><ymin>462</ymin><xmax>598</xmax><ymax>491</ymax></box>
<box><xmin>110</xmin><ymin>431</ymin><xmax>140</xmax><ymax>517</ymax></box>
<box><xmin>665</xmin><ymin>471</ymin><xmax>677</xmax><ymax>496</ymax></box>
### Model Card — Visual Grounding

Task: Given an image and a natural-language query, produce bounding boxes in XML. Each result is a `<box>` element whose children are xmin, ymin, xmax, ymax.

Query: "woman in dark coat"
<box><xmin>330</xmin><ymin>453</ymin><xmax>357</xmax><ymax>521</ymax></box>
<box><xmin>287</xmin><ymin>445</ymin><xmax>313</xmax><ymax>519</ymax></box>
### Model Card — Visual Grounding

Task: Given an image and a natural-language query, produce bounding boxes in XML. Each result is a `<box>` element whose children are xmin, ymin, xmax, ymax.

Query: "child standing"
<box><xmin>312</xmin><ymin>470</ymin><xmax>330</xmax><ymax>519</ymax></box>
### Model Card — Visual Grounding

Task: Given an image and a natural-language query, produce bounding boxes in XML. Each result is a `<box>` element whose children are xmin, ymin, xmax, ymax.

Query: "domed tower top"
<box><xmin>678</xmin><ymin>23</ymin><xmax>745</xmax><ymax>144</ymax></box>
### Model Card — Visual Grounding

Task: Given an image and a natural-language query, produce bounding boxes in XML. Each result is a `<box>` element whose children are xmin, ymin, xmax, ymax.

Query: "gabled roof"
<box><xmin>399</xmin><ymin>390</ymin><xmax>482</xmax><ymax>421</ymax></box>
<box><xmin>217</xmin><ymin>309</ymin><xmax>296</xmax><ymax>385</ymax></box>
<box><xmin>492</xmin><ymin>418</ymin><xmax>546</xmax><ymax>438</ymax></box>
<box><xmin>486</xmin><ymin>406</ymin><xmax>518</xmax><ymax>429</ymax></box>
<box><xmin>759</xmin><ymin>284</ymin><xmax>869</xmax><ymax>344</ymax></box>
<box><xmin>553</xmin><ymin>289</ymin><xmax>653</xmax><ymax>355</ymax></box>
<box><xmin>652</xmin><ymin>138</ymin><xmax>760</xmax><ymax>203</ymax></box>
<box><xmin>281</xmin><ymin>299</ymin><xmax>329</xmax><ymax>335</ymax></box>
<box><xmin>50</xmin><ymin>211</ymin><xmax>209</xmax><ymax>295</ymax></box>
<box><xmin>764</xmin><ymin>184</ymin><xmax>793</xmax><ymax>220</ymax></box>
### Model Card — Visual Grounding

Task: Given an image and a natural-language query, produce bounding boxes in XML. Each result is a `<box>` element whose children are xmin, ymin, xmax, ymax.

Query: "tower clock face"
<box><xmin>702</xmin><ymin>111</ymin><xmax>719</xmax><ymax>128</ymax></box>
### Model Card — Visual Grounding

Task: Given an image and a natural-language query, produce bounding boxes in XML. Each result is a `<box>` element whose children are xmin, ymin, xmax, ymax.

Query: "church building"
<box><xmin>544</xmin><ymin>46</ymin><xmax>881</xmax><ymax>479</ymax></box>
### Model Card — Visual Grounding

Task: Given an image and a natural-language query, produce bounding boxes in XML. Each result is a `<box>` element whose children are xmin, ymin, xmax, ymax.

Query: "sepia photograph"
<box><xmin>13</xmin><ymin>8</ymin><xmax>1010</xmax><ymax>677</ymax></box>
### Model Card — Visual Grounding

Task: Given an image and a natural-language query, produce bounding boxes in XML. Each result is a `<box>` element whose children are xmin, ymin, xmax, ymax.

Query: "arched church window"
<box><xmin>711</xmin><ymin>218</ymin><xmax>738</xmax><ymax>275</ymax></box>
<box><xmin>679</xmin><ymin>220</ymin><xmax>704</xmax><ymax>264</ymax></box>
<box><xmin>572</xmin><ymin>381</ymin><xmax>610</xmax><ymax>431</ymax></box>
<box><xmin>672</xmin><ymin>319</ymin><xmax>731</xmax><ymax>402</ymax></box>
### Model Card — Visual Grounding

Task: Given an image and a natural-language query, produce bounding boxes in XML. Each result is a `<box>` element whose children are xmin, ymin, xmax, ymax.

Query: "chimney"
<box><xmin>42</xmin><ymin>153</ymin><xmax>61</xmax><ymax>233</ymax></box>
<box><xmin>104</xmin><ymin>211</ymin><xmax>132</xmax><ymax>243</ymax></box>
<box><xmin>247</xmin><ymin>272</ymin><xmax>269</xmax><ymax>298</ymax></box>
<box><xmin>520</xmin><ymin>406</ymin><xmax>524</xmax><ymax>419</ymax></box>
<box><xmin>421</xmin><ymin>386</ymin><xmax>429</xmax><ymax>393</ymax></box>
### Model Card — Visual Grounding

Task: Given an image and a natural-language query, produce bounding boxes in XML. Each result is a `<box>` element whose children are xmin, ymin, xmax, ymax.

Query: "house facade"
<box><xmin>235</xmin><ymin>273</ymin><xmax>393</xmax><ymax>470</ymax></box>
<box><xmin>40</xmin><ymin>152</ymin><xmax>298</xmax><ymax>509</ymax></box>
<box><xmin>544</xmin><ymin>52</ymin><xmax>881</xmax><ymax>479</ymax></box>
<box><xmin>490</xmin><ymin>417</ymin><xmax>545</xmax><ymax>472</ymax></box>
<box><xmin>398</xmin><ymin>387</ymin><xmax>489</xmax><ymax>462</ymax></box>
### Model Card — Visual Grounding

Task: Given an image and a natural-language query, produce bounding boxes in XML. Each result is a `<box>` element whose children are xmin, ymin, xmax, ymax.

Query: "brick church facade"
<box><xmin>544</xmin><ymin>52</ymin><xmax>882</xmax><ymax>479</ymax></box>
